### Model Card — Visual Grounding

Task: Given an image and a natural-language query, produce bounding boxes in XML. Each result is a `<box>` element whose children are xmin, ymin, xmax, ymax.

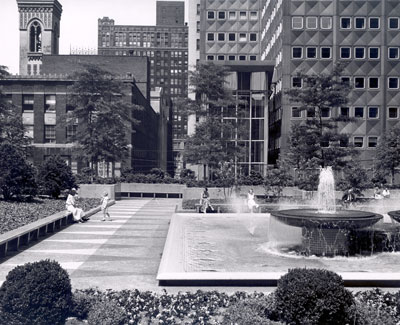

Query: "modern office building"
<box><xmin>2</xmin><ymin>0</ymin><xmax>170</xmax><ymax>175</ymax></box>
<box><xmin>98</xmin><ymin>1</ymin><xmax>188</xmax><ymax>176</ymax></box>
<box><xmin>261</xmin><ymin>0</ymin><xmax>400</xmax><ymax>165</ymax></box>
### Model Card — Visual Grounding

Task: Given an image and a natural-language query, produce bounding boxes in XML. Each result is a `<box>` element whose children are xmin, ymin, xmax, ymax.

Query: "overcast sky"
<box><xmin>0</xmin><ymin>0</ymin><xmax>188</xmax><ymax>74</ymax></box>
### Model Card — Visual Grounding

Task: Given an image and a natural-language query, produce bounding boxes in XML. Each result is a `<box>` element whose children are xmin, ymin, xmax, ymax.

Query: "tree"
<box><xmin>37</xmin><ymin>156</ymin><xmax>77</xmax><ymax>198</ymax></box>
<box><xmin>264</xmin><ymin>158</ymin><xmax>293</xmax><ymax>199</ymax></box>
<box><xmin>285</xmin><ymin>65</ymin><xmax>358</xmax><ymax>187</ymax></box>
<box><xmin>375</xmin><ymin>125</ymin><xmax>400</xmax><ymax>185</ymax></box>
<box><xmin>0</xmin><ymin>143</ymin><xmax>37</xmax><ymax>200</ymax></box>
<box><xmin>67</xmin><ymin>64</ymin><xmax>141</xmax><ymax>178</ymax></box>
<box><xmin>0</xmin><ymin>66</ymin><xmax>29</xmax><ymax>151</ymax></box>
<box><xmin>183</xmin><ymin>62</ymin><xmax>245</xmax><ymax>180</ymax></box>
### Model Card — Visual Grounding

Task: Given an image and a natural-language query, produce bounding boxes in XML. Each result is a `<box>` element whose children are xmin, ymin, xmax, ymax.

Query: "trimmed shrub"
<box><xmin>87</xmin><ymin>299</ymin><xmax>128</xmax><ymax>325</ymax></box>
<box><xmin>222</xmin><ymin>297</ymin><xmax>282</xmax><ymax>325</ymax></box>
<box><xmin>0</xmin><ymin>259</ymin><xmax>72</xmax><ymax>325</ymax></box>
<box><xmin>353</xmin><ymin>300</ymin><xmax>399</xmax><ymax>325</ymax></box>
<box><xmin>70</xmin><ymin>291</ymin><xmax>100</xmax><ymax>320</ymax></box>
<box><xmin>275</xmin><ymin>268</ymin><xmax>355</xmax><ymax>325</ymax></box>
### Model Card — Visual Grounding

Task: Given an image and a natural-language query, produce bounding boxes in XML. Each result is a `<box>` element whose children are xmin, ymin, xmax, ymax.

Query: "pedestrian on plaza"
<box><xmin>200</xmin><ymin>187</ymin><xmax>214</xmax><ymax>213</ymax></box>
<box><xmin>382</xmin><ymin>187</ymin><xmax>391</xmax><ymax>199</ymax></box>
<box><xmin>374</xmin><ymin>186</ymin><xmax>383</xmax><ymax>200</ymax></box>
<box><xmin>101</xmin><ymin>192</ymin><xmax>112</xmax><ymax>221</ymax></box>
<box><xmin>341</xmin><ymin>187</ymin><xmax>356</xmax><ymax>208</ymax></box>
<box><xmin>66</xmin><ymin>188</ymin><xmax>87</xmax><ymax>222</ymax></box>
<box><xmin>247</xmin><ymin>188</ymin><xmax>260</xmax><ymax>213</ymax></box>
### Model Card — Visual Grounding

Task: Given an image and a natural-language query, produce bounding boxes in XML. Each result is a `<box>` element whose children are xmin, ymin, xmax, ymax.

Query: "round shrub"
<box><xmin>87</xmin><ymin>299</ymin><xmax>128</xmax><ymax>325</ymax></box>
<box><xmin>0</xmin><ymin>259</ymin><xmax>72</xmax><ymax>325</ymax></box>
<box><xmin>222</xmin><ymin>297</ymin><xmax>283</xmax><ymax>325</ymax></box>
<box><xmin>275</xmin><ymin>268</ymin><xmax>355</xmax><ymax>325</ymax></box>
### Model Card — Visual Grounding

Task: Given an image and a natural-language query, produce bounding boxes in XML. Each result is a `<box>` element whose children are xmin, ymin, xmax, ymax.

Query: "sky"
<box><xmin>0</xmin><ymin>0</ymin><xmax>188</xmax><ymax>74</ymax></box>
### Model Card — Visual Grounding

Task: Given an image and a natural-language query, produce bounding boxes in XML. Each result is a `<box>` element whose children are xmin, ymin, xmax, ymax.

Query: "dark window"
<box><xmin>218</xmin><ymin>11</ymin><xmax>225</xmax><ymax>19</ymax></box>
<box><xmin>207</xmin><ymin>33</ymin><xmax>214</xmax><ymax>41</ymax></box>
<box><xmin>66</xmin><ymin>125</ymin><xmax>77</xmax><ymax>143</ymax></box>
<box><xmin>292</xmin><ymin>47</ymin><xmax>302</xmax><ymax>58</ymax></box>
<box><xmin>249</xmin><ymin>55</ymin><xmax>257</xmax><ymax>61</ymax></box>
<box><xmin>368</xmin><ymin>107</ymin><xmax>379</xmax><ymax>118</ymax></box>
<box><xmin>341</xmin><ymin>17</ymin><xmax>351</xmax><ymax>28</ymax></box>
<box><xmin>218</xmin><ymin>33</ymin><xmax>225</xmax><ymax>41</ymax></box>
<box><xmin>207</xmin><ymin>11</ymin><xmax>215</xmax><ymax>19</ymax></box>
<box><xmin>292</xmin><ymin>107</ymin><xmax>301</xmax><ymax>118</ymax></box>
<box><xmin>307</xmin><ymin>47</ymin><xmax>317</xmax><ymax>58</ymax></box>
<box><xmin>22</xmin><ymin>95</ymin><xmax>34</xmax><ymax>112</ymax></box>
<box><xmin>239</xmin><ymin>55</ymin><xmax>246</xmax><ymax>61</ymax></box>
<box><xmin>340</xmin><ymin>107</ymin><xmax>350</xmax><ymax>117</ymax></box>
<box><xmin>44</xmin><ymin>125</ymin><xmax>56</xmax><ymax>143</ymax></box>
<box><xmin>340</xmin><ymin>138</ymin><xmax>349</xmax><ymax>147</ymax></box>
<box><xmin>354</xmin><ymin>107</ymin><xmax>364</xmax><ymax>118</ymax></box>
<box><xmin>355</xmin><ymin>17</ymin><xmax>365</xmax><ymax>29</ymax></box>
<box><xmin>355</xmin><ymin>47</ymin><xmax>365</xmax><ymax>58</ymax></box>
<box><xmin>307</xmin><ymin>108</ymin><xmax>315</xmax><ymax>118</ymax></box>
<box><xmin>355</xmin><ymin>77</ymin><xmax>365</xmax><ymax>88</ymax></box>
<box><xmin>217</xmin><ymin>55</ymin><xmax>224</xmax><ymax>61</ymax></box>
<box><xmin>368</xmin><ymin>137</ymin><xmax>378</xmax><ymax>148</ymax></box>
<box><xmin>29</xmin><ymin>21</ymin><xmax>42</xmax><ymax>52</ymax></box>
<box><xmin>354</xmin><ymin>137</ymin><xmax>364</xmax><ymax>147</ymax></box>
<box><xmin>389</xmin><ymin>77</ymin><xmax>399</xmax><ymax>89</ymax></box>
<box><xmin>389</xmin><ymin>107</ymin><xmax>398</xmax><ymax>119</ymax></box>
<box><xmin>369</xmin><ymin>17</ymin><xmax>380</xmax><ymax>29</ymax></box>
<box><xmin>389</xmin><ymin>18</ymin><xmax>399</xmax><ymax>29</ymax></box>
<box><xmin>389</xmin><ymin>48</ymin><xmax>399</xmax><ymax>59</ymax></box>
<box><xmin>369</xmin><ymin>47</ymin><xmax>379</xmax><ymax>59</ymax></box>
<box><xmin>207</xmin><ymin>55</ymin><xmax>214</xmax><ymax>61</ymax></box>
<box><xmin>341</xmin><ymin>77</ymin><xmax>350</xmax><ymax>86</ymax></box>
<box><xmin>341</xmin><ymin>47</ymin><xmax>351</xmax><ymax>58</ymax></box>
<box><xmin>321</xmin><ymin>108</ymin><xmax>330</xmax><ymax>118</ymax></box>
<box><xmin>250</xmin><ymin>33</ymin><xmax>257</xmax><ymax>42</ymax></box>
<box><xmin>292</xmin><ymin>77</ymin><xmax>302</xmax><ymax>88</ymax></box>
<box><xmin>369</xmin><ymin>77</ymin><xmax>379</xmax><ymax>89</ymax></box>
<box><xmin>228</xmin><ymin>55</ymin><xmax>235</xmax><ymax>61</ymax></box>
<box><xmin>321</xmin><ymin>47</ymin><xmax>331</xmax><ymax>58</ymax></box>
<box><xmin>228</xmin><ymin>33</ymin><xmax>236</xmax><ymax>41</ymax></box>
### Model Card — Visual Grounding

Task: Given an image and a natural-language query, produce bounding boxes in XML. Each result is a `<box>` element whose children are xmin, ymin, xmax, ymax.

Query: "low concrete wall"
<box><xmin>120</xmin><ymin>183</ymin><xmax>186</xmax><ymax>193</ymax></box>
<box><xmin>78</xmin><ymin>184</ymin><xmax>118</xmax><ymax>200</ymax></box>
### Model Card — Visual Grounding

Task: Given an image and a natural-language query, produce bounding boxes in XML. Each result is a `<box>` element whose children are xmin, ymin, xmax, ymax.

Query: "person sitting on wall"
<box><xmin>382</xmin><ymin>187</ymin><xmax>391</xmax><ymax>199</ymax></box>
<box><xmin>200</xmin><ymin>187</ymin><xmax>214</xmax><ymax>213</ymax></box>
<box><xmin>66</xmin><ymin>188</ymin><xmax>88</xmax><ymax>222</ymax></box>
<box><xmin>374</xmin><ymin>186</ymin><xmax>383</xmax><ymax>200</ymax></box>
<box><xmin>341</xmin><ymin>188</ymin><xmax>356</xmax><ymax>208</ymax></box>
<box><xmin>247</xmin><ymin>189</ymin><xmax>260</xmax><ymax>213</ymax></box>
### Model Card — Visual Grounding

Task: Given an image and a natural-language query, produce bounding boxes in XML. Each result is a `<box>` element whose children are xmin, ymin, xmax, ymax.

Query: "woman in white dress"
<box><xmin>247</xmin><ymin>189</ymin><xmax>259</xmax><ymax>213</ymax></box>
<box><xmin>66</xmin><ymin>188</ymin><xmax>85</xmax><ymax>222</ymax></box>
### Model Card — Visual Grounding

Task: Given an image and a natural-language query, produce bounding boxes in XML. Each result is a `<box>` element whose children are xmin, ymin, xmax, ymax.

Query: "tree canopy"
<box><xmin>67</xmin><ymin>64</ymin><xmax>141</xmax><ymax>176</ymax></box>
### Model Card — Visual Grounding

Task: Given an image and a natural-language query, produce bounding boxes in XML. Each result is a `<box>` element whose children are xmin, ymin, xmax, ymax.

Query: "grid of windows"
<box><xmin>44</xmin><ymin>125</ymin><xmax>56</xmax><ymax>143</ymax></box>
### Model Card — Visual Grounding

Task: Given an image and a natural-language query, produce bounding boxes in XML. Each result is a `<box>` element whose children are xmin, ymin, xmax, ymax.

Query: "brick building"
<box><xmin>156</xmin><ymin>1</ymin><xmax>185</xmax><ymax>26</ymax></box>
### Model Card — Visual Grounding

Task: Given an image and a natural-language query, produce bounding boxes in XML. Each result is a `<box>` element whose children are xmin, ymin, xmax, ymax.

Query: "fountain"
<box><xmin>271</xmin><ymin>167</ymin><xmax>383</xmax><ymax>256</ymax></box>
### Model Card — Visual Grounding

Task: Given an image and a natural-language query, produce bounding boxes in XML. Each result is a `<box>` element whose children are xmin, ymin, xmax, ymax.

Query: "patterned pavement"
<box><xmin>0</xmin><ymin>199</ymin><xmax>180</xmax><ymax>291</ymax></box>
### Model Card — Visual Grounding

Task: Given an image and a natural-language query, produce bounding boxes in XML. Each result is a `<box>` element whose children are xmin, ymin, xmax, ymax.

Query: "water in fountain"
<box><xmin>317</xmin><ymin>166</ymin><xmax>336</xmax><ymax>214</ymax></box>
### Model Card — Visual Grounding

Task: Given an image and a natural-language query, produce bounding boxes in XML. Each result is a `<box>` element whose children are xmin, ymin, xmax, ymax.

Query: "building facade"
<box><xmin>98</xmin><ymin>2</ymin><xmax>188</xmax><ymax>176</ymax></box>
<box><xmin>261</xmin><ymin>0</ymin><xmax>400</xmax><ymax>165</ymax></box>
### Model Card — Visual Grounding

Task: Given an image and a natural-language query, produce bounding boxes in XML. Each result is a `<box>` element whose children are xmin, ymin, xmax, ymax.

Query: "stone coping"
<box><xmin>0</xmin><ymin>200</ymin><xmax>115</xmax><ymax>258</ymax></box>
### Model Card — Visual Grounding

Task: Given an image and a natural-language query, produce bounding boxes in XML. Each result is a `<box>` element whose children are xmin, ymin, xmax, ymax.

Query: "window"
<box><xmin>355</xmin><ymin>77</ymin><xmax>365</xmax><ymax>88</ymax></box>
<box><xmin>307</xmin><ymin>108</ymin><xmax>315</xmax><ymax>118</ymax></box>
<box><xmin>229</xmin><ymin>11</ymin><xmax>236</xmax><ymax>20</ymax></box>
<box><xmin>239</xmin><ymin>55</ymin><xmax>246</xmax><ymax>61</ymax></box>
<box><xmin>207</xmin><ymin>55</ymin><xmax>214</xmax><ymax>61</ymax></box>
<box><xmin>239</xmin><ymin>33</ymin><xmax>247</xmax><ymax>42</ymax></box>
<box><xmin>369</xmin><ymin>77</ymin><xmax>379</xmax><ymax>89</ymax></box>
<box><xmin>250</xmin><ymin>12</ymin><xmax>258</xmax><ymax>20</ymax></box>
<box><xmin>341</xmin><ymin>77</ymin><xmax>351</xmax><ymax>86</ymax></box>
<box><xmin>307</xmin><ymin>47</ymin><xmax>317</xmax><ymax>58</ymax></box>
<box><xmin>354</xmin><ymin>136</ymin><xmax>364</xmax><ymax>148</ymax></box>
<box><xmin>389</xmin><ymin>77</ymin><xmax>399</xmax><ymax>89</ymax></box>
<box><xmin>207</xmin><ymin>33</ymin><xmax>214</xmax><ymax>41</ymax></box>
<box><xmin>228</xmin><ymin>55</ymin><xmax>235</xmax><ymax>61</ymax></box>
<box><xmin>389</xmin><ymin>17</ymin><xmax>399</xmax><ymax>29</ymax></box>
<box><xmin>340</xmin><ymin>138</ymin><xmax>349</xmax><ymax>147</ymax></box>
<box><xmin>292</xmin><ymin>17</ymin><xmax>303</xmax><ymax>29</ymax></box>
<box><xmin>306</xmin><ymin>17</ymin><xmax>317</xmax><ymax>29</ymax></box>
<box><xmin>368</xmin><ymin>136</ymin><xmax>378</xmax><ymax>148</ymax></box>
<box><xmin>29</xmin><ymin>21</ymin><xmax>42</xmax><ymax>52</ymax></box>
<box><xmin>292</xmin><ymin>107</ymin><xmax>301</xmax><ymax>118</ymax></box>
<box><xmin>320</xmin><ymin>17</ymin><xmax>332</xmax><ymax>29</ymax></box>
<box><xmin>25</xmin><ymin>125</ymin><xmax>34</xmax><ymax>140</ymax></box>
<box><xmin>228</xmin><ymin>33</ymin><xmax>236</xmax><ymax>41</ymax></box>
<box><xmin>321</xmin><ymin>47</ymin><xmax>331</xmax><ymax>59</ymax></box>
<box><xmin>207</xmin><ymin>11</ymin><xmax>215</xmax><ymax>19</ymax></box>
<box><xmin>249</xmin><ymin>33</ymin><xmax>257</xmax><ymax>42</ymax></box>
<box><xmin>217</xmin><ymin>55</ymin><xmax>224</xmax><ymax>61</ymax></box>
<box><xmin>355</xmin><ymin>17</ymin><xmax>366</xmax><ymax>29</ymax></box>
<box><xmin>218</xmin><ymin>11</ymin><xmax>226</xmax><ymax>20</ymax></box>
<box><xmin>341</xmin><ymin>17</ymin><xmax>351</xmax><ymax>29</ymax></box>
<box><xmin>292</xmin><ymin>47</ymin><xmax>302</xmax><ymax>58</ymax></box>
<box><xmin>292</xmin><ymin>77</ymin><xmax>302</xmax><ymax>88</ymax></box>
<box><xmin>369</xmin><ymin>17</ymin><xmax>380</xmax><ymax>29</ymax></box>
<box><xmin>22</xmin><ymin>95</ymin><xmax>34</xmax><ymax>111</ymax></box>
<box><xmin>389</xmin><ymin>47</ymin><xmax>399</xmax><ymax>59</ymax></box>
<box><xmin>321</xmin><ymin>108</ymin><xmax>330</xmax><ymax>118</ymax></box>
<box><xmin>369</xmin><ymin>47</ymin><xmax>380</xmax><ymax>59</ymax></box>
<box><xmin>354</xmin><ymin>107</ymin><xmax>364</xmax><ymax>118</ymax></box>
<box><xmin>340</xmin><ymin>107</ymin><xmax>350</xmax><ymax>117</ymax></box>
<box><xmin>389</xmin><ymin>107</ymin><xmax>399</xmax><ymax>119</ymax></box>
<box><xmin>45</xmin><ymin>95</ymin><xmax>56</xmax><ymax>112</ymax></box>
<box><xmin>239</xmin><ymin>11</ymin><xmax>247</xmax><ymax>20</ymax></box>
<box><xmin>368</xmin><ymin>107</ymin><xmax>379</xmax><ymax>118</ymax></box>
<box><xmin>44</xmin><ymin>125</ymin><xmax>56</xmax><ymax>143</ymax></box>
<box><xmin>340</xmin><ymin>47</ymin><xmax>351</xmax><ymax>59</ymax></box>
<box><xmin>218</xmin><ymin>33</ymin><xmax>225</xmax><ymax>41</ymax></box>
<box><xmin>355</xmin><ymin>47</ymin><xmax>365</xmax><ymax>59</ymax></box>
<box><xmin>66</xmin><ymin>125</ymin><xmax>77</xmax><ymax>143</ymax></box>
<box><xmin>250</xmin><ymin>55</ymin><xmax>257</xmax><ymax>61</ymax></box>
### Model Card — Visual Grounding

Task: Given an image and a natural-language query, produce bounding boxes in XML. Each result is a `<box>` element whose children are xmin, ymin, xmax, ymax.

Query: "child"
<box><xmin>101</xmin><ymin>192</ymin><xmax>112</xmax><ymax>221</ymax></box>
<box><xmin>247</xmin><ymin>189</ymin><xmax>259</xmax><ymax>213</ymax></box>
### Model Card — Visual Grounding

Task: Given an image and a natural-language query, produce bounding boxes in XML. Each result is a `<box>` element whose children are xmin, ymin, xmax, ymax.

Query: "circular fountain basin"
<box><xmin>271</xmin><ymin>209</ymin><xmax>383</xmax><ymax>230</ymax></box>
<box><xmin>388</xmin><ymin>210</ymin><xmax>400</xmax><ymax>223</ymax></box>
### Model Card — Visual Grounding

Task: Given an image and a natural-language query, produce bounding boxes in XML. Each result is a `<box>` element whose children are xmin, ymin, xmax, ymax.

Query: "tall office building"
<box><xmin>98</xmin><ymin>1</ymin><xmax>188</xmax><ymax>176</ymax></box>
<box><xmin>188</xmin><ymin>0</ymin><xmax>274</xmax><ymax>176</ymax></box>
<box><xmin>261</xmin><ymin>0</ymin><xmax>400</xmax><ymax>165</ymax></box>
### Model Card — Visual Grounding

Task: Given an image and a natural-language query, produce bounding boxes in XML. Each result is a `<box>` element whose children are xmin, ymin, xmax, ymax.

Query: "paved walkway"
<box><xmin>0</xmin><ymin>199</ymin><xmax>179</xmax><ymax>292</ymax></box>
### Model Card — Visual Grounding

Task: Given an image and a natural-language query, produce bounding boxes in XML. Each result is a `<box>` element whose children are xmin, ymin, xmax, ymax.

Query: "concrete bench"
<box><xmin>0</xmin><ymin>200</ymin><xmax>115</xmax><ymax>258</ymax></box>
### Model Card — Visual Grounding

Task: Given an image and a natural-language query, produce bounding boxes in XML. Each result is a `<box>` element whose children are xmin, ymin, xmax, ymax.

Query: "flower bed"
<box><xmin>0</xmin><ymin>198</ymin><xmax>100</xmax><ymax>235</ymax></box>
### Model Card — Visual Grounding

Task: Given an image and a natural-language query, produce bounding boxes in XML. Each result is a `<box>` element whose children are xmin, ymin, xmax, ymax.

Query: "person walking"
<box><xmin>66</xmin><ymin>188</ymin><xmax>86</xmax><ymax>222</ymax></box>
<box><xmin>200</xmin><ymin>187</ymin><xmax>214</xmax><ymax>213</ymax></box>
<box><xmin>101</xmin><ymin>192</ymin><xmax>112</xmax><ymax>221</ymax></box>
<box><xmin>247</xmin><ymin>189</ymin><xmax>259</xmax><ymax>213</ymax></box>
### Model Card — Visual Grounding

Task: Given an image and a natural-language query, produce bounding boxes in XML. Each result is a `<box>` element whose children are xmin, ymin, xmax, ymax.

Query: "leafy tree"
<box><xmin>37</xmin><ymin>156</ymin><xmax>77</xmax><ymax>198</ymax></box>
<box><xmin>0</xmin><ymin>143</ymin><xmax>37</xmax><ymax>200</ymax></box>
<box><xmin>375</xmin><ymin>125</ymin><xmax>400</xmax><ymax>185</ymax></box>
<box><xmin>0</xmin><ymin>65</ymin><xmax>29</xmax><ymax>151</ymax></box>
<box><xmin>67</xmin><ymin>64</ymin><xmax>141</xmax><ymax>178</ymax></box>
<box><xmin>264</xmin><ymin>158</ymin><xmax>293</xmax><ymax>199</ymax></box>
<box><xmin>183</xmin><ymin>63</ymin><xmax>245</xmax><ymax>180</ymax></box>
<box><xmin>285</xmin><ymin>65</ymin><xmax>358</xmax><ymax>187</ymax></box>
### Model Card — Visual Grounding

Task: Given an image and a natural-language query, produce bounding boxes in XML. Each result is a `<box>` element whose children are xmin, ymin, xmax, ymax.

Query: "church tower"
<box><xmin>16</xmin><ymin>0</ymin><xmax>62</xmax><ymax>75</ymax></box>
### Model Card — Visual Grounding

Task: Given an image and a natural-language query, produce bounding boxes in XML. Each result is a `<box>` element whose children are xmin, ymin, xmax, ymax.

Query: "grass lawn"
<box><xmin>0</xmin><ymin>198</ymin><xmax>100</xmax><ymax>235</ymax></box>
